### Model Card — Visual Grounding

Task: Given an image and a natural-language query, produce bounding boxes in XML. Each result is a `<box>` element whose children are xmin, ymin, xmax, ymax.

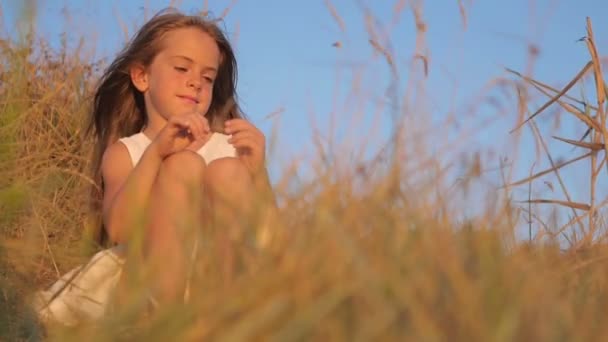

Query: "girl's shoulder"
<box><xmin>117</xmin><ymin>132</ymin><xmax>151</xmax><ymax>167</ymax></box>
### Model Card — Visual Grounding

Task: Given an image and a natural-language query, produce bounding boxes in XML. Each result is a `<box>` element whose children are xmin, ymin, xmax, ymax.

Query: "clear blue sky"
<box><xmin>4</xmin><ymin>0</ymin><xmax>608</xmax><ymax>236</ymax></box>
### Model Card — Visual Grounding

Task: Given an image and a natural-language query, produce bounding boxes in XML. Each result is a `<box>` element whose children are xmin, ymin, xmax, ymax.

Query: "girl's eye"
<box><xmin>175</xmin><ymin>66</ymin><xmax>188</xmax><ymax>73</ymax></box>
<box><xmin>203</xmin><ymin>76</ymin><xmax>214</xmax><ymax>83</ymax></box>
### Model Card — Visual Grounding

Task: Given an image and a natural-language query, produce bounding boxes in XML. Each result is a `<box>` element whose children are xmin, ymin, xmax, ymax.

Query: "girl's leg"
<box><xmin>204</xmin><ymin>157</ymin><xmax>256</xmax><ymax>282</ymax></box>
<box><xmin>144</xmin><ymin>150</ymin><xmax>207</xmax><ymax>304</ymax></box>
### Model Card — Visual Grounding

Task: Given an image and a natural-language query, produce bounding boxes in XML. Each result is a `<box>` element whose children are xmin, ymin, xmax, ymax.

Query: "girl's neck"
<box><xmin>142</xmin><ymin>114</ymin><xmax>168</xmax><ymax>141</ymax></box>
<box><xmin>141</xmin><ymin>126</ymin><xmax>157</xmax><ymax>141</ymax></box>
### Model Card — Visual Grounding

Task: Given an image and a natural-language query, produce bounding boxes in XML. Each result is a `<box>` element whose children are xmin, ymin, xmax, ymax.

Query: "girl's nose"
<box><xmin>188</xmin><ymin>78</ymin><xmax>201</xmax><ymax>91</ymax></box>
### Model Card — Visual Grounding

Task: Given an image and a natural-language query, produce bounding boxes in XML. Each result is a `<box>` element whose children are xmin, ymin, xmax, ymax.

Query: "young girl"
<box><xmin>34</xmin><ymin>8</ymin><xmax>276</xmax><ymax>325</ymax></box>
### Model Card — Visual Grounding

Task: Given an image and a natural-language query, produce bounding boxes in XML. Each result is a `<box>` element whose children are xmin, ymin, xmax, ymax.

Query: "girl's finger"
<box><xmin>229</xmin><ymin>136</ymin><xmax>262</xmax><ymax>152</ymax></box>
<box><xmin>171</xmin><ymin>116</ymin><xmax>186</xmax><ymax>128</ymax></box>
<box><xmin>185</xmin><ymin>136</ymin><xmax>209</xmax><ymax>152</ymax></box>
<box><xmin>192</xmin><ymin>113</ymin><xmax>209</xmax><ymax>138</ymax></box>
<box><xmin>228</xmin><ymin>131</ymin><xmax>256</xmax><ymax>143</ymax></box>
<box><xmin>229</xmin><ymin>137</ymin><xmax>260</xmax><ymax>154</ymax></box>
<box><xmin>172</xmin><ymin>116</ymin><xmax>192</xmax><ymax>134</ymax></box>
<box><xmin>186</xmin><ymin>120</ymin><xmax>196</xmax><ymax>137</ymax></box>
<box><xmin>189</xmin><ymin>117</ymin><xmax>204</xmax><ymax>140</ymax></box>
<box><xmin>224</xmin><ymin>119</ymin><xmax>257</xmax><ymax>134</ymax></box>
<box><xmin>234</xmin><ymin>130</ymin><xmax>264</xmax><ymax>144</ymax></box>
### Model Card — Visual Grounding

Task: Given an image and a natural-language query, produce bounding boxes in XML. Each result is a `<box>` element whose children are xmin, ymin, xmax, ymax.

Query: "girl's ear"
<box><xmin>130</xmin><ymin>63</ymin><xmax>149</xmax><ymax>92</ymax></box>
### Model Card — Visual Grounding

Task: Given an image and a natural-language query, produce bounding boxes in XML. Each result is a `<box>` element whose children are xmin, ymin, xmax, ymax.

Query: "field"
<box><xmin>2</xmin><ymin>2</ymin><xmax>608</xmax><ymax>341</ymax></box>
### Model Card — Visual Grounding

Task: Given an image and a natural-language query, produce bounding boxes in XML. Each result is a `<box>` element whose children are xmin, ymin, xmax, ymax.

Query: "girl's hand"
<box><xmin>151</xmin><ymin>113</ymin><xmax>211</xmax><ymax>159</ymax></box>
<box><xmin>225</xmin><ymin>119</ymin><xmax>266</xmax><ymax>176</ymax></box>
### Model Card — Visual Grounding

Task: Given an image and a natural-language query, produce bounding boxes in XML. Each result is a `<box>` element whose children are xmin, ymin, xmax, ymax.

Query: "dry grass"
<box><xmin>2</xmin><ymin>2</ymin><xmax>608</xmax><ymax>341</ymax></box>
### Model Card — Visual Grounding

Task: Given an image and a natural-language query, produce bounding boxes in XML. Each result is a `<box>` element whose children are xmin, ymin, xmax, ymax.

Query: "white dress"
<box><xmin>32</xmin><ymin>132</ymin><xmax>236</xmax><ymax>326</ymax></box>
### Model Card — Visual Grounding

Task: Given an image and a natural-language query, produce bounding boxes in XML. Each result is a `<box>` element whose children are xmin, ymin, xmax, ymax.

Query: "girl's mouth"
<box><xmin>178</xmin><ymin>95</ymin><xmax>199</xmax><ymax>104</ymax></box>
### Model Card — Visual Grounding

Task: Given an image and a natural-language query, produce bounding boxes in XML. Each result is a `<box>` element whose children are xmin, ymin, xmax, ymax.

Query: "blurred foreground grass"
<box><xmin>2</xmin><ymin>3</ymin><xmax>608</xmax><ymax>341</ymax></box>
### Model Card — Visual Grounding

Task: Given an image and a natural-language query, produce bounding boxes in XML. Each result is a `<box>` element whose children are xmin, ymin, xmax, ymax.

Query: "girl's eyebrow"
<box><xmin>171</xmin><ymin>55</ymin><xmax>217</xmax><ymax>72</ymax></box>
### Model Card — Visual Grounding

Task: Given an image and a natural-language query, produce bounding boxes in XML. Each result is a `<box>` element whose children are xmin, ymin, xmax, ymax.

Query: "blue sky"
<box><xmin>4</xmin><ymin>0</ymin><xmax>608</xmax><ymax>236</ymax></box>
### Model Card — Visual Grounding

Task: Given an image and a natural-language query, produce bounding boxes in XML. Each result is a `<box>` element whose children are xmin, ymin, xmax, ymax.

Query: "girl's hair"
<box><xmin>85</xmin><ymin>8</ymin><xmax>242</xmax><ymax>246</ymax></box>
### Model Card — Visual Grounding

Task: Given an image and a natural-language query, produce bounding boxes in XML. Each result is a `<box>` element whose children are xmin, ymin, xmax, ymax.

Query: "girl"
<box><xmin>34</xmin><ymin>8</ymin><xmax>276</xmax><ymax>325</ymax></box>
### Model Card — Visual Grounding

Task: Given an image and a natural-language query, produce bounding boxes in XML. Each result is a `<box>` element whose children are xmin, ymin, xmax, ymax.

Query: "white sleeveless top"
<box><xmin>118</xmin><ymin>132</ymin><xmax>237</xmax><ymax>166</ymax></box>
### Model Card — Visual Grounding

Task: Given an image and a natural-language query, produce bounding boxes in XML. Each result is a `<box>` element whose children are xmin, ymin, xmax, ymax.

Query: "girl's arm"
<box><xmin>101</xmin><ymin>141</ymin><xmax>163</xmax><ymax>244</ymax></box>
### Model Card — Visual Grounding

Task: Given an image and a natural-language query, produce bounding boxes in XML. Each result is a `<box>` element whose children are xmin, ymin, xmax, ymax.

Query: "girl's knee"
<box><xmin>160</xmin><ymin>150</ymin><xmax>206</xmax><ymax>181</ymax></box>
<box><xmin>205</xmin><ymin>157</ymin><xmax>251</xmax><ymax>187</ymax></box>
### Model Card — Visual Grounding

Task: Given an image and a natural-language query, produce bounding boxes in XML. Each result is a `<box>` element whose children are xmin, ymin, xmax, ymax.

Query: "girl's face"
<box><xmin>131</xmin><ymin>27</ymin><xmax>220</xmax><ymax>124</ymax></box>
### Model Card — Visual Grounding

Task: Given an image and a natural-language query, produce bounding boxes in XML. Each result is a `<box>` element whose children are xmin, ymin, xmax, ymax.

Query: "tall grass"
<box><xmin>2</xmin><ymin>1</ymin><xmax>608</xmax><ymax>341</ymax></box>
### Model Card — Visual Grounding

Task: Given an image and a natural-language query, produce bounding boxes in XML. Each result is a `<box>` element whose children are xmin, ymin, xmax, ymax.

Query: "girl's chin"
<box><xmin>173</xmin><ymin>108</ymin><xmax>199</xmax><ymax>116</ymax></box>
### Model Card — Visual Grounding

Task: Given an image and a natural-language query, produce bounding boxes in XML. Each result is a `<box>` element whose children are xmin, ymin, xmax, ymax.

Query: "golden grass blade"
<box><xmin>554</xmin><ymin>196</ymin><xmax>608</xmax><ymax>242</ymax></box>
<box><xmin>507</xmin><ymin>152</ymin><xmax>592</xmax><ymax>187</ymax></box>
<box><xmin>269</xmin><ymin>287</ymin><xmax>351</xmax><ymax>342</ymax></box>
<box><xmin>368</xmin><ymin>39</ymin><xmax>397</xmax><ymax>76</ymax></box>
<box><xmin>584</xmin><ymin>18</ymin><xmax>606</xmax><ymax>107</ymax></box>
<box><xmin>568</xmin><ymin>111</ymin><xmax>602</xmax><ymax>135</ymax></box>
<box><xmin>508</xmin><ymin>61</ymin><xmax>594</xmax><ymax>133</ymax></box>
<box><xmin>528</xmin><ymin>118</ymin><xmax>587</xmax><ymax>248</ymax></box>
<box><xmin>506</xmin><ymin>67</ymin><xmax>597</xmax><ymax>110</ymax></box>
<box><xmin>522</xmin><ymin>199</ymin><xmax>590</xmax><ymax>211</ymax></box>
<box><xmin>324</xmin><ymin>0</ymin><xmax>346</xmax><ymax>33</ymax></box>
<box><xmin>516</xmin><ymin>77</ymin><xmax>603</xmax><ymax>133</ymax></box>
<box><xmin>458</xmin><ymin>0</ymin><xmax>468</xmax><ymax>29</ymax></box>
<box><xmin>568</xmin><ymin>254</ymin><xmax>608</xmax><ymax>273</ymax></box>
<box><xmin>218</xmin><ymin>0</ymin><xmax>238</xmax><ymax>20</ymax></box>
<box><xmin>215</xmin><ymin>296</ymin><xmax>291</xmax><ymax>341</ymax></box>
<box><xmin>579</xmin><ymin>127</ymin><xmax>593</xmax><ymax>143</ymax></box>
<box><xmin>594</xmin><ymin>155</ymin><xmax>607</xmax><ymax>179</ymax></box>
<box><xmin>414</xmin><ymin>54</ymin><xmax>429</xmax><ymax>77</ymax></box>
<box><xmin>553</xmin><ymin>136</ymin><xmax>605</xmax><ymax>151</ymax></box>
<box><xmin>582</xmin><ymin>17</ymin><xmax>607</xmax><ymax>243</ymax></box>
